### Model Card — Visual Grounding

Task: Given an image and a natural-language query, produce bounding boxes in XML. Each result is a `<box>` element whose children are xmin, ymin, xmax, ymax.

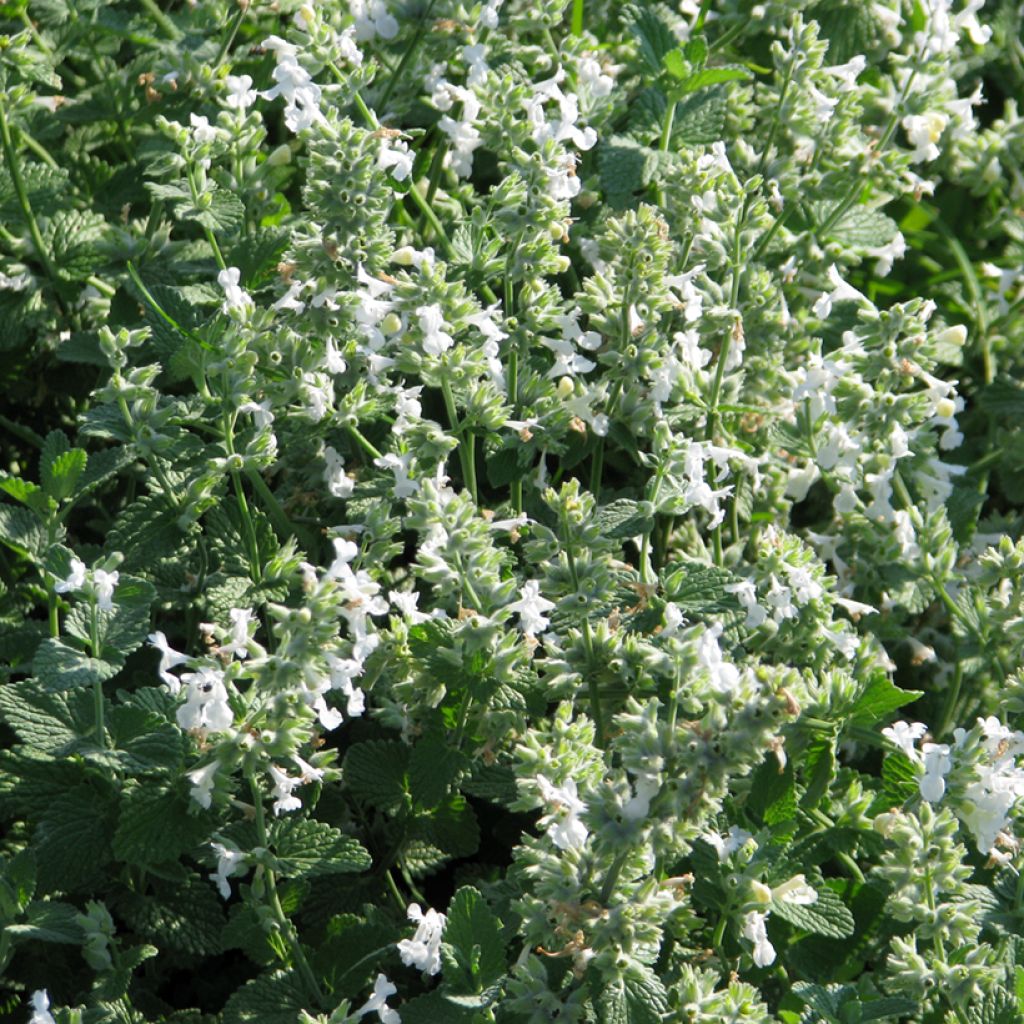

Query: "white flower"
<box><xmin>397</xmin><ymin>903</ymin><xmax>446</xmax><ymax>975</ymax></box>
<box><xmin>352</xmin><ymin>0</ymin><xmax>399</xmax><ymax>41</ymax></box>
<box><xmin>701</xmin><ymin>825</ymin><xmax>753</xmax><ymax>861</ymax></box>
<box><xmin>324</xmin><ymin>446</ymin><xmax>354</xmax><ymax>498</ymax></box>
<box><xmin>92</xmin><ymin>569</ymin><xmax>119</xmax><ymax>611</ymax></box>
<box><xmin>187</xmin><ymin>760</ymin><xmax>219</xmax><ymax>809</ymax></box>
<box><xmin>189</xmin><ymin>112</ymin><xmax>219</xmax><ymax>143</ymax></box>
<box><xmin>920</xmin><ymin>742</ymin><xmax>952</xmax><ymax>803</ymax></box>
<box><xmin>177</xmin><ymin>667</ymin><xmax>233</xmax><ymax>733</ymax></box>
<box><xmin>725</xmin><ymin>580</ymin><xmax>767</xmax><ymax>628</ymax></box>
<box><xmin>696</xmin><ymin>624</ymin><xmax>740</xmax><ymax>694</ymax></box>
<box><xmin>505</xmin><ymin>580</ymin><xmax>556</xmax><ymax>635</ymax></box>
<box><xmin>261</xmin><ymin>47</ymin><xmax>324</xmax><ymax>132</ymax></box>
<box><xmin>773</xmin><ymin>874</ymin><xmax>818</xmax><ymax>905</ymax></box>
<box><xmin>218</xmin><ymin>267</ymin><xmax>252</xmax><ymax>313</ymax></box>
<box><xmin>224</xmin><ymin>74</ymin><xmax>257</xmax><ymax>110</ymax></box>
<box><xmin>813</xmin><ymin>264</ymin><xmax>870</xmax><ymax>319</ymax></box>
<box><xmin>741</xmin><ymin>910</ymin><xmax>775</xmax><ymax>967</ymax></box>
<box><xmin>378</xmin><ymin>138</ymin><xmax>413</xmax><ymax>182</ymax></box>
<box><xmin>882</xmin><ymin>720</ymin><xmax>928</xmax><ymax>759</ymax></box>
<box><xmin>536</xmin><ymin>774</ymin><xmax>589</xmax><ymax>851</ymax></box>
<box><xmin>823</xmin><ymin>55</ymin><xmax>866</xmax><ymax>91</ymax></box>
<box><xmin>268</xmin><ymin>764</ymin><xmax>303</xmax><ymax>816</ymax></box>
<box><xmin>147</xmin><ymin>631</ymin><xmax>190</xmax><ymax>692</ymax></box>
<box><xmin>210</xmin><ymin>840</ymin><xmax>247</xmax><ymax>899</ymax></box>
<box><xmin>417</xmin><ymin>304</ymin><xmax>454</xmax><ymax>357</ymax></box>
<box><xmin>29</xmin><ymin>992</ymin><xmax>56</xmax><ymax>1024</ymax></box>
<box><xmin>219</xmin><ymin>608</ymin><xmax>255</xmax><ymax>660</ymax></box>
<box><xmin>54</xmin><ymin>557</ymin><xmax>87</xmax><ymax>595</ymax></box>
<box><xmin>902</xmin><ymin>111</ymin><xmax>949</xmax><ymax>163</ymax></box>
<box><xmin>354</xmin><ymin>973</ymin><xmax>401</xmax><ymax>1024</ymax></box>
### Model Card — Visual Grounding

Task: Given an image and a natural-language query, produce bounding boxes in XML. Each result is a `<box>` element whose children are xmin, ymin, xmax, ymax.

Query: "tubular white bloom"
<box><xmin>176</xmin><ymin>667</ymin><xmax>233</xmax><ymax>733</ymax></box>
<box><xmin>397</xmin><ymin>903</ymin><xmax>446</xmax><ymax>975</ymax></box>
<box><xmin>218</xmin><ymin>267</ymin><xmax>252</xmax><ymax>313</ymax></box>
<box><xmin>773</xmin><ymin>874</ymin><xmax>818</xmax><ymax>905</ymax></box>
<box><xmin>224</xmin><ymin>74</ymin><xmax>257</xmax><ymax>110</ymax></box>
<box><xmin>882</xmin><ymin>720</ymin><xmax>928</xmax><ymax>759</ymax></box>
<box><xmin>209</xmin><ymin>840</ymin><xmax>247</xmax><ymax>899</ymax></box>
<box><xmin>920</xmin><ymin>742</ymin><xmax>952</xmax><ymax>802</ymax></box>
<box><xmin>186</xmin><ymin>761</ymin><xmax>219</xmax><ymax>809</ymax></box>
<box><xmin>536</xmin><ymin>774</ymin><xmax>589</xmax><ymax>851</ymax></box>
<box><xmin>147</xmin><ymin>631</ymin><xmax>190</xmax><ymax>692</ymax></box>
<box><xmin>505</xmin><ymin>580</ymin><xmax>556</xmax><ymax>635</ymax></box>
<box><xmin>354</xmin><ymin>973</ymin><xmax>401</xmax><ymax>1023</ymax></box>
<box><xmin>92</xmin><ymin>568</ymin><xmax>119</xmax><ymax>610</ymax></box>
<box><xmin>29</xmin><ymin>992</ymin><xmax>56</xmax><ymax>1024</ymax></box>
<box><xmin>54</xmin><ymin>557</ymin><xmax>87</xmax><ymax>595</ymax></box>
<box><xmin>268</xmin><ymin>764</ymin><xmax>303</xmax><ymax>816</ymax></box>
<box><xmin>741</xmin><ymin>910</ymin><xmax>775</xmax><ymax>967</ymax></box>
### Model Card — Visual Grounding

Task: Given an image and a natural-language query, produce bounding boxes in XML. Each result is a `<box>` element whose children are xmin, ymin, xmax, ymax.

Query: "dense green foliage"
<box><xmin>2</xmin><ymin>1</ymin><xmax>1024</xmax><ymax>1023</ymax></box>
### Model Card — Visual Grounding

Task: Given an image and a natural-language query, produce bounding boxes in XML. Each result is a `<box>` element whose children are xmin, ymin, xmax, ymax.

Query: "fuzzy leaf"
<box><xmin>591</xmin><ymin>961</ymin><xmax>669</xmax><ymax>1024</ymax></box>
<box><xmin>222</xmin><ymin>970</ymin><xmax>308</xmax><ymax>1024</ymax></box>
<box><xmin>409</xmin><ymin>735</ymin><xmax>466</xmax><ymax>810</ymax></box>
<box><xmin>343</xmin><ymin>740</ymin><xmax>410</xmax><ymax>812</ymax></box>
<box><xmin>120</xmin><ymin>875</ymin><xmax>226</xmax><ymax>956</ymax></box>
<box><xmin>0</xmin><ymin>504</ymin><xmax>47</xmax><ymax>560</ymax></box>
<box><xmin>675</xmin><ymin>86</ymin><xmax>727</xmax><ymax>144</ymax></box>
<box><xmin>33</xmin><ymin>637</ymin><xmax>122</xmax><ymax>691</ymax></box>
<box><xmin>850</xmin><ymin>674</ymin><xmax>922</xmax><ymax>722</ymax></box>
<box><xmin>626</xmin><ymin>4</ymin><xmax>679</xmax><ymax>75</ymax></box>
<box><xmin>0</xmin><ymin>681</ymin><xmax>93</xmax><ymax>751</ymax></box>
<box><xmin>269</xmin><ymin>818</ymin><xmax>371</xmax><ymax>879</ymax></box>
<box><xmin>5</xmin><ymin>901</ymin><xmax>84</xmax><ymax>944</ymax></box>
<box><xmin>596</xmin><ymin>499</ymin><xmax>656</xmax><ymax>539</ymax></box>
<box><xmin>599</xmin><ymin>136</ymin><xmax>652</xmax><ymax>203</ymax></box>
<box><xmin>772</xmin><ymin>883</ymin><xmax>855</xmax><ymax>939</ymax></box>
<box><xmin>399</xmin><ymin>994</ymin><xmax>478</xmax><ymax>1024</ymax></box>
<box><xmin>114</xmin><ymin>784</ymin><xmax>211</xmax><ymax>866</ymax></box>
<box><xmin>443</xmin><ymin>886</ymin><xmax>506</xmax><ymax>993</ymax></box>
<box><xmin>33</xmin><ymin>785</ymin><xmax>115</xmax><ymax>894</ymax></box>
<box><xmin>42</xmin><ymin>448</ymin><xmax>87</xmax><ymax>502</ymax></box>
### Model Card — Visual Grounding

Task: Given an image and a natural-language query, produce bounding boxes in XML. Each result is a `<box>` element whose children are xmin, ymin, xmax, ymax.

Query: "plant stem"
<box><xmin>441</xmin><ymin>377</ymin><xmax>478</xmax><ymax>504</ymax></box>
<box><xmin>0</xmin><ymin>101</ymin><xmax>65</xmax><ymax>312</ymax></box>
<box><xmin>248</xmin><ymin>774</ymin><xmax>325</xmax><ymax>1007</ymax></box>
<box><xmin>379</xmin><ymin>0</ymin><xmax>438</xmax><ymax>108</ymax></box>
<box><xmin>571</xmin><ymin>0</ymin><xmax>584</xmax><ymax>36</ymax></box>
<box><xmin>90</xmin><ymin>602</ymin><xmax>106</xmax><ymax>748</ymax></box>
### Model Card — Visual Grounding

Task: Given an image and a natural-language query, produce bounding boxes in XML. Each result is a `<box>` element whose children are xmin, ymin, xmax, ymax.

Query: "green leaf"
<box><xmin>114</xmin><ymin>784</ymin><xmax>212</xmax><ymax>866</ymax></box>
<box><xmin>965</xmin><ymin>990</ymin><xmax>1020</xmax><ymax>1024</ymax></box>
<box><xmin>424</xmin><ymin>794</ymin><xmax>480</xmax><ymax>858</ymax></box>
<box><xmin>590</xmin><ymin>960</ymin><xmax>669</xmax><ymax>1024</ymax></box>
<box><xmin>409</xmin><ymin>735</ymin><xmax>466</xmax><ymax>810</ymax></box>
<box><xmin>269</xmin><ymin>818</ymin><xmax>371</xmax><ymax>878</ymax></box>
<box><xmin>661</xmin><ymin>558</ymin><xmax>736</xmax><ymax>614</ymax></box>
<box><xmin>674</xmin><ymin>64</ymin><xmax>752</xmax><ymax>95</ymax></box>
<box><xmin>120</xmin><ymin>875</ymin><xmax>226</xmax><ymax>956</ymax></box>
<box><xmin>674</xmin><ymin>86</ymin><xmax>727</xmax><ymax>145</ymax></box>
<box><xmin>107</xmin><ymin>703</ymin><xmax>187</xmax><ymax>774</ymax></box>
<box><xmin>42</xmin><ymin>448</ymin><xmax>87</xmax><ymax>502</ymax></box>
<box><xmin>181</xmin><ymin>188</ymin><xmax>246</xmax><ymax>234</ymax></box>
<box><xmin>399</xmin><ymin>993</ymin><xmax>478</xmax><ymax>1024</ymax></box>
<box><xmin>881</xmin><ymin>752</ymin><xmax>920</xmax><ymax>806</ymax></box>
<box><xmin>0</xmin><ymin>504</ymin><xmax>47</xmax><ymax>560</ymax></box>
<box><xmin>626</xmin><ymin>4</ymin><xmax>679</xmax><ymax>75</ymax></box>
<box><xmin>801</xmin><ymin>737</ymin><xmax>835</xmax><ymax>810</ymax></box>
<box><xmin>0</xmin><ymin>681</ymin><xmax>91</xmax><ymax>751</ymax></box>
<box><xmin>0</xmin><ymin>474</ymin><xmax>52</xmax><ymax>513</ymax></box>
<box><xmin>442</xmin><ymin>886</ymin><xmax>506</xmax><ymax>993</ymax></box>
<box><xmin>343</xmin><ymin>740</ymin><xmax>410</xmax><ymax>812</ymax></box>
<box><xmin>64</xmin><ymin>575</ymin><xmax>156</xmax><ymax>661</ymax></box>
<box><xmin>980</xmin><ymin>378</ymin><xmax>1024</xmax><ymax>417</ymax></box>
<box><xmin>598</xmin><ymin>136</ymin><xmax>653</xmax><ymax>204</ymax></box>
<box><xmin>596</xmin><ymin>499</ymin><xmax>656</xmax><ymax>539</ymax></box>
<box><xmin>816</xmin><ymin>204</ymin><xmax>899</xmax><ymax>248</ymax></box>
<box><xmin>849</xmin><ymin>674</ymin><xmax>922</xmax><ymax>723</ymax></box>
<box><xmin>662</xmin><ymin>48</ymin><xmax>689</xmax><ymax>79</ymax></box>
<box><xmin>222</xmin><ymin>970</ymin><xmax>308</xmax><ymax>1024</ymax></box>
<box><xmin>49</xmin><ymin>209</ymin><xmax>108</xmax><ymax>281</ymax></box>
<box><xmin>858</xmin><ymin>997</ymin><xmax>920</xmax><ymax>1022</ymax></box>
<box><xmin>5</xmin><ymin>900</ymin><xmax>84</xmax><ymax>944</ymax></box>
<box><xmin>748</xmin><ymin>759</ymin><xmax>796</xmax><ymax>827</ymax></box>
<box><xmin>33</xmin><ymin>785</ymin><xmax>115</xmax><ymax>894</ymax></box>
<box><xmin>772</xmin><ymin>883</ymin><xmax>855</xmax><ymax>939</ymax></box>
<box><xmin>33</xmin><ymin>637</ymin><xmax>122</xmax><ymax>691</ymax></box>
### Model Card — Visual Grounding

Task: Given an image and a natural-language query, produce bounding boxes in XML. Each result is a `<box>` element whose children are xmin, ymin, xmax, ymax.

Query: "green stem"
<box><xmin>245</xmin><ymin>467</ymin><xmax>317</xmax><ymax>552</ymax></box>
<box><xmin>441</xmin><ymin>377</ymin><xmax>478</xmax><ymax>504</ymax></box>
<box><xmin>213</xmin><ymin>0</ymin><xmax>246</xmax><ymax>67</ymax></box>
<box><xmin>223</xmin><ymin>407</ymin><xmax>262</xmax><ymax>582</ymax></box>
<box><xmin>346</xmin><ymin>422</ymin><xmax>383</xmax><ymax>461</ymax></box>
<box><xmin>90</xmin><ymin>602</ymin><xmax>106</xmax><ymax>748</ymax></box>
<box><xmin>0</xmin><ymin>101</ymin><xmax>64</xmax><ymax>310</ymax></box>
<box><xmin>248</xmin><ymin>774</ymin><xmax>325</xmax><ymax>1007</ymax></box>
<box><xmin>598</xmin><ymin>851</ymin><xmax>629</xmax><ymax>904</ymax></box>
<box><xmin>571</xmin><ymin>0</ymin><xmax>584</xmax><ymax>35</ymax></box>
<box><xmin>138</xmin><ymin>0</ymin><xmax>181</xmax><ymax>39</ymax></box>
<box><xmin>379</xmin><ymin>0</ymin><xmax>438</xmax><ymax>108</ymax></box>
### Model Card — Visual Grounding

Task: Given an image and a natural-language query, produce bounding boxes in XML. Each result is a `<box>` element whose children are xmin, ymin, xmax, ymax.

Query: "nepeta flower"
<box><xmin>209</xmin><ymin>840</ymin><xmax>247</xmax><ymax>899</ymax></box>
<box><xmin>147</xmin><ymin>631</ymin><xmax>190</xmax><ymax>692</ymax></box>
<box><xmin>54</xmin><ymin>557</ymin><xmax>86</xmax><ymax>595</ymax></box>
<box><xmin>417</xmin><ymin>304</ymin><xmax>454</xmax><ymax>357</ymax></box>
<box><xmin>397</xmin><ymin>903</ymin><xmax>445</xmax><ymax>975</ymax></box>
<box><xmin>92</xmin><ymin>569</ymin><xmax>119</xmax><ymax>610</ymax></box>
<box><xmin>505</xmin><ymin>580</ymin><xmax>556</xmax><ymax>636</ymax></box>
<box><xmin>218</xmin><ymin>267</ymin><xmax>252</xmax><ymax>313</ymax></box>
<box><xmin>224</xmin><ymin>74</ymin><xmax>257</xmax><ymax>110</ymax></box>
<box><xmin>354</xmin><ymin>974</ymin><xmax>401</xmax><ymax>1023</ymax></box>
<box><xmin>741</xmin><ymin>910</ymin><xmax>775</xmax><ymax>967</ymax></box>
<box><xmin>268</xmin><ymin>764</ymin><xmax>303</xmax><ymax>816</ymax></box>
<box><xmin>177</xmin><ymin>667</ymin><xmax>233</xmax><ymax>733</ymax></box>
<box><xmin>883</xmin><ymin>720</ymin><xmax>928</xmax><ymax>759</ymax></box>
<box><xmin>536</xmin><ymin>774</ymin><xmax>589</xmax><ymax>851</ymax></box>
<box><xmin>186</xmin><ymin>761</ymin><xmax>219</xmax><ymax>809</ymax></box>
<box><xmin>28</xmin><ymin>992</ymin><xmax>55</xmax><ymax>1024</ymax></box>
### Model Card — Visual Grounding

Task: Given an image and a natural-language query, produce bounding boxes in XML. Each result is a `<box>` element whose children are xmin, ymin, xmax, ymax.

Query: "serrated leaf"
<box><xmin>120</xmin><ymin>875</ymin><xmax>226</xmax><ymax>956</ymax></box>
<box><xmin>675</xmin><ymin>86</ymin><xmax>727</xmax><ymax>145</ymax></box>
<box><xmin>43</xmin><ymin>449</ymin><xmax>87</xmax><ymax>502</ymax></box>
<box><xmin>5</xmin><ymin>900</ymin><xmax>84</xmax><ymax>944</ymax></box>
<box><xmin>599</xmin><ymin>136</ymin><xmax>652</xmax><ymax>204</ymax></box>
<box><xmin>343</xmin><ymin>740</ymin><xmax>409</xmax><ymax>813</ymax></box>
<box><xmin>0</xmin><ymin>681</ymin><xmax>91</xmax><ymax>751</ymax></box>
<box><xmin>33</xmin><ymin>637</ymin><xmax>122</xmax><ymax>691</ymax></box>
<box><xmin>34</xmin><ymin>785</ymin><xmax>115</xmax><ymax>894</ymax></box>
<box><xmin>425</xmin><ymin>794</ymin><xmax>480</xmax><ymax>858</ymax></box>
<box><xmin>222</xmin><ymin>970</ymin><xmax>308</xmax><ymax>1024</ymax></box>
<box><xmin>626</xmin><ymin>4</ymin><xmax>679</xmax><ymax>75</ymax></box>
<box><xmin>409</xmin><ymin>735</ymin><xmax>466</xmax><ymax>810</ymax></box>
<box><xmin>801</xmin><ymin>737</ymin><xmax>835</xmax><ymax>810</ymax></box>
<box><xmin>443</xmin><ymin>886</ymin><xmax>506</xmax><ymax>993</ymax></box>
<box><xmin>772</xmin><ymin>883</ymin><xmax>855</xmax><ymax>939</ymax></box>
<box><xmin>591</xmin><ymin>960</ymin><xmax>669</xmax><ymax>1024</ymax></box>
<box><xmin>108</xmin><ymin>704</ymin><xmax>187</xmax><ymax>774</ymax></box>
<box><xmin>749</xmin><ymin>759</ymin><xmax>796</xmax><ymax>826</ymax></box>
<box><xmin>114</xmin><ymin>784</ymin><xmax>211</xmax><ymax>866</ymax></box>
<box><xmin>858</xmin><ymin>997</ymin><xmax>920</xmax><ymax>1022</ymax></box>
<box><xmin>49</xmin><ymin>209</ymin><xmax>108</xmax><ymax>280</ymax></box>
<box><xmin>0</xmin><ymin>504</ymin><xmax>47</xmax><ymax>560</ymax></box>
<box><xmin>675</xmin><ymin>64</ymin><xmax>752</xmax><ymax>95</ymax></box>
<box><xmin>881</xmin><ymin>752</ymin><xmax>920</xmax><ymax>805</ymax></box>
<box><xmin>662</xmin><ymin>48</ymin><xmax>689</xmax><ymax>79</ymax></box>
<box><xmin>820</xmin><ymin>205</ymin><xmax>899</xmax><ymax>248</ymax></box>
<box><xmin>269</xmin><ymin>818</ymin><xmax>371</xmax><ymax>879</ymax></box>
<box><xmin>398</xmin><ymin>993</ymin><xmax>477</xmax><ymax>1024</ymax></box>
<box><xmin>0</xmin><ymin>474</ymin><xmax>52</xmax><ymax>513</ymax></box>
<box><xmin>596</xmin><ymin>499</ymin><xmax>656</xmax><ymax>539</ymax></box>
<box><xmin>180</xmin><ymin>189</ymin><xmax>245</xmax><ymax>233</ymax></box>
<box><xmin>661</xmin><ymin>558</ymin><xmax>736</xmax><ymax>613</ymax></box>
<box><xmin>850</xmin><ymin>674</ymin><xmax>922</xmax><ymax>722</ymax></box>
